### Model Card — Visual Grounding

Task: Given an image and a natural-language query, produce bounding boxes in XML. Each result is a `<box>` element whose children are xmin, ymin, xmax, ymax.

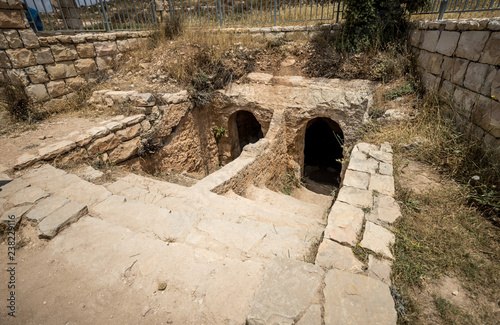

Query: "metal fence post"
<box><xmin>99</xmin><ymin>0</ymin><xmax>112</xmax><ymax>31</ymax></box>
<box><xmin>438</xmin><ymin>0</ymin><xmax>449</xmax><ymax>20</ymax></box>
<box><xmin>217</xmin><ymin>0</ymin><xmax>223</xmax><ymax>28</ymax></box>
<box><xmin>273</xmin><ymin>0</ymin><xmax>277</xmax><ymax>26</ymax></box>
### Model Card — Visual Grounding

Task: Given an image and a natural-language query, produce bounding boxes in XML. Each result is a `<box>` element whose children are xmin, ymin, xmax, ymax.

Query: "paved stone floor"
<box><xmin>0</xmin><ymin>142</ymin><xmax>400</xmax><ymax>324</ymax></box>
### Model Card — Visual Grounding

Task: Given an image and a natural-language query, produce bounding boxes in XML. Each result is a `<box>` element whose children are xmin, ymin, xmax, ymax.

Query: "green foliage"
<box><xmin>385</xmin><ymin>82</ymin><xmax>415</xmax><ymax>100</ymax></box>
<box><xmin>212</xmin><ymin>126</ymin><xmax>226</xmax><ymax>141</ymax></box>
<box><xmin>339</xmin><ymin>0</ymin><xmax>430</xmax><ymax>52</ymax></box>
<box><xmin>281</xmin><ymin>173</ymin><xmax>303</xmax><ymax>195</ymax></box>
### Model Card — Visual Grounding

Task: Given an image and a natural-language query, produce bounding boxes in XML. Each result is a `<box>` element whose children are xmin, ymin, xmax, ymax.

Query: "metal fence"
<box><xmin>167</xmin><ymin>0</ymin><xmax>345</xmax><ymax>27</ymax></box>
<box><xmin>22</xmin><ymin>0</ymin><xmax>157</xmax><ymax>33</ymax></box>
<box><xmin>411</xmin><ymin>0</ymin><xmax>500</xmax><ymax>20</ymax></box>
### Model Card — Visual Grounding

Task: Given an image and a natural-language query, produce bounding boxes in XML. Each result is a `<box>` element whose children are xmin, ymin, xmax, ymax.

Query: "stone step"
<box><xmin>21</xmin><ymin>164</ymin><xmax>111</xmax><ymax>210</ymax></box>
<box><xmin>290</xmin><ymin>185</ymin><xmax>333</xmax><ymax>211</ymax></box>
<box><xmin>241</xmin><ymin>185</ymin><xmax>327</xmax><ymax>222</ymax></box>
<box><xmin>107</xmin><ymin>174</ymin><xmax>325</xmax><ymax>234</ymax></box>
<box><xmin>27</xmin><ymin>215</ymin><xmax>267</xmax><ymax>325</ymax></box>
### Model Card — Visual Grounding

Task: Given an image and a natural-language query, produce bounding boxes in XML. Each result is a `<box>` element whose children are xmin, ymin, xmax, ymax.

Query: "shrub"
<box><xmin>0</xmin><ymin>84</ymin><xmax>41</xmax><ymax>122</ymax></box>
<box><xmin>338</xmin><ymin>0</ymin><xmax>430</xmax><ymax>52</ymax></box>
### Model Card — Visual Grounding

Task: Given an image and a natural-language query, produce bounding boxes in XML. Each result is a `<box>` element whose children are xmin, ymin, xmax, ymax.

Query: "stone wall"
<box><xmin>14</xmin><ymin>113</ymin><xmax>149</xmax><ymax>170</ymax></box>
<box><xmin>0</xmin><ymin>0</ymin><xmax>151</xmax><ymax>105</ymax></box>
<box><xmin>410</xmin><ymin>18</ymin><xmax>500</xmax><ymax>152</ymax></box>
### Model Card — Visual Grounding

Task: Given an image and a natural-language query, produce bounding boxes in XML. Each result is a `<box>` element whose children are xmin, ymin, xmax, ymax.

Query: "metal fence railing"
<box><xmin>22</xmin><ymin>0</ymin><xmax>157</xmax><ymax>33</ymax></box>
<box><xmin>411</xmin><ymin>0</ymin><xmax>500</xmax><ymax>20</ymax></box>
<box><xmin>167</xmin><ymin>0</ymin><xmax>346</xmax><ymax>28</ymax></box>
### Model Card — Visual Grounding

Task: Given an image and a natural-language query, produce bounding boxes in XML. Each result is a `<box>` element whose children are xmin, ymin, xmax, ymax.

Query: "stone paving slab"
<box><xmin>342</xmin><ymin>169</ymin><xmax>370</xmax><ymax>190</ymax></box>
<box><xmin>368</xmin><ymin>194</ymin><xmax>402</xmax><ymax>224</ymax></box>
<box><xmin>9</xmin><ymin>186</ymin><xmax>49</xmax><ymax>206</ymax></box>
<box><xmin>369</xmin><ymin>174</ymin><xmax>395</xmax><ymax>196</ymax></box>
<box><xmin>315</xmin><ymin>239</ymin><xmax>364</xmax><ymax>273</ymax></box>
<box><xmin>37</xmin><ymin>201</ymin><xmax>88</xmax><ymax>238</ymax></box>
<box><xmin>336</xmin><ymin>186</ymin><xmax>373</xmax><ymax>209</ymax></box>
<box><xmin>367</xmin><ymin>255</ymin><xmax>392</xmax><ymax>286</ymax></box>
<box><xmin>0</xmin><ymin>178</ymin><xmax>30</xmax><ymax>198</ymax></box>
<box><xmin>25</xmin><ymin>195</ymin><xmax>70</xmax><ymax>223</ymax></box>
<box><xmin>296</xmin><ymin>304</ymin><xmax>322</xmax><ymax>325</ymax></box>
<box><xmin>247</xmin><ymin>257</ymin><xmax>324</xmax><ymax>325</ymax></box>
<box><xmin>0</xmin><ymin>205</ymin><xmax>31</xmax><ymax>227</ymax></box>
<box><xmin>360</xmin><ymin>221</ymin><xmax>395</xmax><ymax>260</ymax></box>
<box><xmin>324</xmin><ymin>201</ymin><xmax>364</xmax><ymax>246</ymax></box>
<box><xmin>323</xmin><ymin>269</ymin><xmax>397</xmax><ymax>325</ymax></box>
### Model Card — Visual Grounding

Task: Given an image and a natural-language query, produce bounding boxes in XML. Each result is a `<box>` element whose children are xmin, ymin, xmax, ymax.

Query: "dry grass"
<box><xmin>361</xmin><ymin>88</ymin><xmax>500</xmax><ymax>324</ymax></box>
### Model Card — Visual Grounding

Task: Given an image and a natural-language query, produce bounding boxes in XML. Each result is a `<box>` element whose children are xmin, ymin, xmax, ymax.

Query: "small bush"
<box><xmin>163</xmin><ymin>14</ymin><xmax>183</xmax><ymax>40</ymax></box>
<box><xmin>385</xmin><ymin>82</ymin><xmax>415</xmax><ymax>100</ymax></box>
<box><xmin>0</xmin><ymin>84</ymin><xmax>41</xmax><ymax>122</ymax></box>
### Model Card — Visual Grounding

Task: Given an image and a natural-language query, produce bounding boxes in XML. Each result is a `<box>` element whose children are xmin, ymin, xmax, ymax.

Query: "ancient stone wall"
<box><xmin>0</xmin><ymin>0</ymin><xmax>151</xmax><ymax>106</ymax></box>
<box><xmin>410</xmin><ymin>18</ymin><xmax>500</xmax><ymax>152</ymax></box>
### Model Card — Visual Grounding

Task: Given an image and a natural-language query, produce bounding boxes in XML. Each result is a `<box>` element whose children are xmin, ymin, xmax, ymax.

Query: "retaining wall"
<box><xmin>0</xmin><ymin>0</ymin><xmax>150</xmax><ymax>105</ymax></box>
<box><xmin>410</xmin><ymin>18</ymin><xmax>500</xmax><ymax>151</ymax></box>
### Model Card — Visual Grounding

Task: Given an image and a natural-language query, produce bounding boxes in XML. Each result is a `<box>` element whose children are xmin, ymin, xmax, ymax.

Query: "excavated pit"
<box><xmin>119</xmin><ymin>74</ymin><xmax>375</xmax><ymax>197</ymax></box>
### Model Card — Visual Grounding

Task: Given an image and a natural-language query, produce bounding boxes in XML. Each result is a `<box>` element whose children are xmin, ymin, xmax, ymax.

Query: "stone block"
<box><xmin>87</xmin><ymin>126</ymin><xmax>109</xmax><ymax>139</ymax></box>
<box><xmin>323</xmin><ymin>269</ymin><xmax>397</xmax><ymax>325</ymax></box>
<box><xmin>87</xmin><ymin>133</ymin><xmax>119</xmax><ymax>155</ymax></box>
<box><xmin>324</xmin><ymin>201</ymin><xmax>365</xmax><ymax>245</ymax></box>
<box><xmin>480</xmin><ymin>32</ymin><xmax>500</xmax><ymax>66</ymax></box>
<box><xmin>464</xmin><ymin>62</ymin><xmax>489</xmax><ymax>93</ymax></box>
<box><xmin>38</xmin><ymin>140</ymin><xmax>76</xmax><ymax>159</ymax></box>
<box><xmin>95</xmin><ymin>56</ymin><xmax>114</xmax><ymax>70</ymax></box>
<box><xmin>296</xmin><ymin>305</ymin><xmax>322</xmax><ymax>325</ymax></box>
<box><xmin>116</xmin><ymin>124</ymin><xmax>141</xmax><ymax>141</ymax></box>
<box><xmin>453</xmin><ymin>87</ymin><xmax>478</xmax><ymax>119</ymax></box>
<box><xmin>480</xmin><ymin>67</ymin><xmax>497</xmax><ymax>97</ymax></box>
<box><xmin>74</xmin><ymin>58</ymin><xmax>97</xmax><ymax>75</ymax></box>
<box><xmin>337</xmin><ymin>186</ymin><xmax>373</xmax><ymax>209</ymax></box>
<box><xmin>472</xmin><ymin>96</ymin><xmax>500</xmax><ymax>138</ymax></box>
<box><xmin>18</xmin><ymin>29</ymin><xmax>39</xmax><ymax>48</ymax></box>
<box><xmin>0</xmin><ymin>50</ymin><xmax>11</xmax><ymax>68</ymax></box>
<box><xmin>246</xmin><ymin>258</ymin><xmax>324</xmax><ymax>325</ymax></box>
<box><xmin>33</xmin><ymin>47</ymin><xmax>54</xmax><ymax>64</ymax></box>
<box><xmin>25</xmin><ymin>195</ymin><xmax>69</xmax><ymax>223</ymax></box>
<box><xmin>426</xmin><ymin>52</ymin><xmax>444</xmax><ymax>75</ymax></box>
<box><xmin>0</xmin><ymin>10</ymin><xmax>27</xmax><ymax>29</ymax></box>
<box><xmin>368</xmin><ymin>174</ymin><xmax>395</xmax><ymax>197</ymax></box>
<box><xmin>0</xmin><ymin>205</ymin><xmax>30</xmax><ymax>228</ymax></box>
<box><xmin>45</xmin><ymin>61</ymin><xmax>77</xmax><ymax>80</ymax></box>
<box><xmin>0</xmin><ymin>32</ymin><xmax>8</xmax><ymax>49</ymax></box>
<box><xmin>450</xmin><ymin>58</ymin><xmax>469</xmax><ymax>86</ymax></box>
<box><xmin>76</xmin><ymin>43</ymin><xmax>96</xmax><ymax>58</ymax></box>
<box><xmin>421</xmin><ymin>71</ymin><xmax>439</xmax><ymax>91</ymax></box>
<box><xmin>0</xmin><ymin>178</ymin><xmax>29</xmax><ymax>198</ymax></box>
<box><xmin>46</xmin><ymin>80</ymin><xmax>68</xmax><ymax>98</ymax></box>
<box><xmin>105</xmin><ymin>121</ymin><xmax>123</xmax><ymax>132</ymax></box>
<box><xmin>456</xmin><ymin>31</ymin><xmax>490</xmax><ymax>61</ymax></box>
<box><xmin>25</xmin><ymin>65</ymin><xmax>48</xmax><ymax>83</ymax></box>
<box><xmin>3</xmin><ymin>29</ymin><xmax>22</xmax><ymax>48</ymax></box>
<box><xmin>37</xmin><ymin>201</ymin><xmax>87</xmax><ymax>239</ymax></box>
<box><xmin>342</xmin><ymin>169</ymin><xmax>370</xmax><ymax>190</ymax></box>
<box><xmin>50</xmin><ymin>44</ymin><xmax>78</xmax><ymax>62</ymax></box>
<box><xmin>25</xmin><ymin>84</ymin><xmax>49</xmax><ymax>102</ymax></box>
<box><xmin>436</xmin><ymin>31</ymin><xmax>460</xmax><ymax>56</ymax></box>
<box><xmin>440</xmin><ymin>56</ymin><xmax>454</xmax><ymax>80</ymax></box>
<box><xmin>491</xmin><ymin>69</ymin><xmax>500</xmax><ymax>100</ymax></box>
<box><xmin>130</xmin><ymin>93</ymin><xmax>155</xmax><ymax>106</ymax></box>
<box><xmin>421</xmin><ymin>30</ymin><xmax>440</xmax><ymax>52</ymax></box>
<box><xmin>445</xmin><ymin>20</ymin><xmax>458</xmax><ymax>31</ymax></box>
<box><xmin>367</xmin><ymin>255</ymin><xmax>392</xmax><ymax>286</ymax></box>
<box><xmin>65</xmin><ymin>76</ymin><xmax>85</xmax><ymax>91</ymax></box>
<box><xmin>108</xmin><ymin>137</ymin><xmax>140</xmax><ymax>163</ymax></box>
<box><xmin>9</xmin><ymin>186</ymin><xmax>49</xmax><ymax>206</ymax></box>
<box><xmin>161</xmin><ymin>90</ymin><xmax>189</xmax><ymax>104</ymax></box>
<box><xmin>7</xmin><ymin>68</ymin><xmax>29</xmax><ymax>86</ymax></box>
<box><xmin>360</xmin><ymin>222</ymin><xmax>395</xmax><ymax>259</ymax></box>
<box><xmin>94</xmin><ymin>41</ymin><xmax>118</xmax><ymax>56</ymax></box>
<box><xmin>6</xmin><ymin>48</ymin><xmax>36</xmax><ymax>68</ymax></box>
<box><xmin>368</xmin><ymin>194</ymin><xmax>401</xmax><ymax>224</ymax></box>
<box><xmin>121</xmin><ymin>114</ymin><xmax>145</xmax><ymax>126</ymax></box>
<box><xmin>409</xmin><ymin>29</ymin><xmax>422</xmax><ymax>47</ymax></box>
<box><xmin>315</xmin><ymin>239</ymin><xmax>364</xmax><ymax>273</ymax></box>
<box><xmin>15</xmin><ymin>153</ymin><xmax>41</xmax><ymax>169</ymax></box>
<box><xmin>116</xmin><ymin>39</ymin><xmax>130</xmax><ymax>52</ymax></box>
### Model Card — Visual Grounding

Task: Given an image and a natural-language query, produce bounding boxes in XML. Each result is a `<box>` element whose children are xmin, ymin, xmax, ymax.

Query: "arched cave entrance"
<box><xmin>303</xmin><ymin>117</ymin><xmax>344</xmax><ymax>195</ymax></box>
<box><xmin>230</xmin><ymin>110</ymin><xmax>264</xmax><ymax>159</ymax></box>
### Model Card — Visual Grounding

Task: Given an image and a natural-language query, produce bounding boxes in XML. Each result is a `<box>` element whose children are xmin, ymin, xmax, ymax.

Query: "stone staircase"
<box><xmin>0</xmin><ymin>142</ymin><xmax>401</xmax><ymax>324</ymax></box>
